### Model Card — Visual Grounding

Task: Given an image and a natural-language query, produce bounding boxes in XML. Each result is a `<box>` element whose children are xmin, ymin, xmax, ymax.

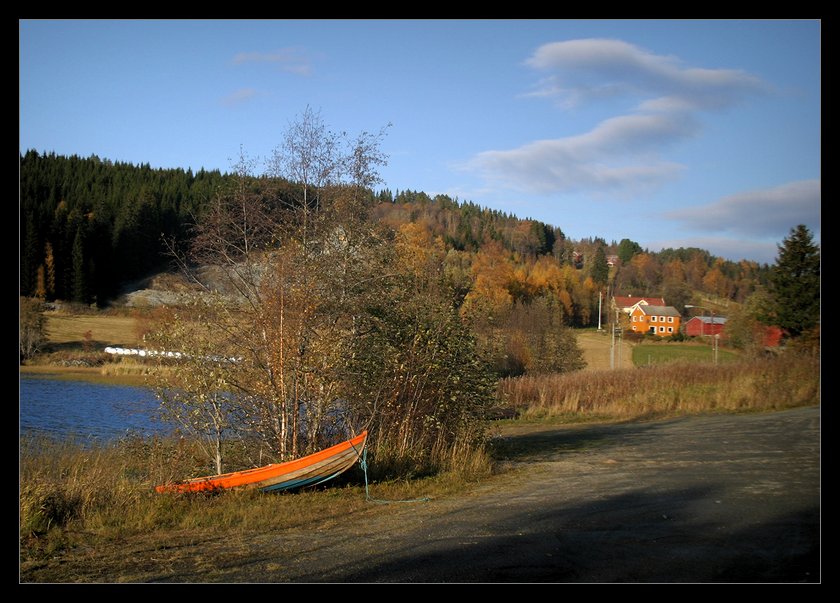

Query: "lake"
<box><xmin>19</xmin><ymin>374</ymin><xmax>169</xmax><ymax>443</ymax></box>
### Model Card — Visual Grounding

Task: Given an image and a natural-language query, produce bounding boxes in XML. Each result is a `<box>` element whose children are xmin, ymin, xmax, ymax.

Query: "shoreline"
<box><xmin>19</xmin><ymin>363</ymin><xmax>152</xmax><ymax>388</ymax></box>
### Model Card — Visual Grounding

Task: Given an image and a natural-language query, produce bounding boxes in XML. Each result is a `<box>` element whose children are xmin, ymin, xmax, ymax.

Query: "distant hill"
<box><xmin>20</xmin><ymin>151</ymin><xmax>770</xmax><ymax>311</ymax></box>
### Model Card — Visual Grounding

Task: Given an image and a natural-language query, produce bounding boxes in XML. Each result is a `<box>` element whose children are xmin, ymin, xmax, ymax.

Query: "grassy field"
<box><xmin>632</xmin><ymin>342</ymin><xmax>738</xmax><ymax>366</ymax></box>
<box><xmin>576</xmin><ymin>329</ymin><xmax>635</xmax><ymax>371</ymax></box>
<box><xmin>20</xmin><ymin>310</ymin><xmax>151</xmax><ymax>386</ymax></box>
<box><xmin>44</xmin><ymin>311</ymin><xmax>142</xmax><ymax>348</ymax></box>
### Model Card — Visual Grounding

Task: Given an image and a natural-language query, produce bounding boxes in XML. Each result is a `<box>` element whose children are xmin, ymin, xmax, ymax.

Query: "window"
<box><xmin>632</xmin><ymin>326</ymin><xmax>637</xmax><ymax>331</ymax></box>
<box><xmin>632</xmin><ymin>316</ymin><xmax>637</xmax><ymax>322</ymax></box>
<box><xmin>659</xmin><ymin>326</ymin><xmax>665</xmax><ymax>333</ymax></box>
<box><xmin>668</xmin><ymin>317</ymin><xmax>674</xmax><ymax>323</ymax></box>
<box><xmin>651</xmin><ymin>316</ymin><xmax>657</xmax><ymax>322</ymax></box>
<box><xmin>668</xmin><ymin>327</ymin><xmax>673</xmax><ymax>333</ymax></box>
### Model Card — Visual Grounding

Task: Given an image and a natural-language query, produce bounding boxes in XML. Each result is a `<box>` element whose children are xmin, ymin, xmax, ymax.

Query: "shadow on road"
<box><xmin>331</xmin><ymin>483</ymin><xmax>819</xmax><ymax>583</ymax></box>
<box><xmin>489</xmin><ymin>418</ymin><xmax>678</xmax><ymax>462</ymax></box>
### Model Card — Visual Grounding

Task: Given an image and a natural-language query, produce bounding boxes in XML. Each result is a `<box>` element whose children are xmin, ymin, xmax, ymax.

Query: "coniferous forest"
<box><xmin>20</xmin><ymin>149</ymin><xmax>772</xmax><ymax>313</ymax></box>
<box><xmin>20</xmin><ymin>150</ymin><xmax>228</xmax><ymax>303</ymax></box>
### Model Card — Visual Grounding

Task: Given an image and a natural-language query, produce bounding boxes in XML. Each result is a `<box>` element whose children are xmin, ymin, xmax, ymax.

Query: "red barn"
<box><xmin>685</xmin><ymin>316</ymin><xmax>728</xmax><ymax>337</ymax></box>
<box><xmin>761</xmin><ymin>325</ymin><xmax>784</xmax><ymax>347</ymax></box>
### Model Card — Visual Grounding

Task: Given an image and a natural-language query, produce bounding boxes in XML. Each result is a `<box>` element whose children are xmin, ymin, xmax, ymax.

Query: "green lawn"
<box><xmin>632</xmin><ymin>342</ymin><xmax>739</xmax><ymax>367</ymax></box>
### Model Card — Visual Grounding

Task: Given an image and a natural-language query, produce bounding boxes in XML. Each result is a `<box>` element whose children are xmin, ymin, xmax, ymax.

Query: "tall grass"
<box><xmin>19</xmin><ymin>431</ymin><xmax>492</xmax><ymax>561</ymax></box>
<box><xmin>20</xmin><ymin>436</ymin><xmax>203</xmax><ymax>545</ymax></box>
<box><xmin>22</xmin><ymin>351</ymin><xmax>818</xmax><ymax>561</ymax></box>
<box><xmin>498</xmin><ymin>353</ymin><xmax>819</xmax><ymax>421</ymax></box>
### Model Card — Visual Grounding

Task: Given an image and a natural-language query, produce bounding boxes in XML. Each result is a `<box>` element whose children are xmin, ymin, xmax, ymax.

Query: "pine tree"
<box><xmin>769</xmin><ymin>225</ymin><xmax>820</xmax><ymax>338</ymax></box>
<box><xmin>591</xmin><ymin>246</ymin><xmax>609</xmax><ymax>286</ymax></box>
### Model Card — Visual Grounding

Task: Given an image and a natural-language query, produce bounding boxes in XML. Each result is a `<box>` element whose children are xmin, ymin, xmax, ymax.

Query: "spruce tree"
<box><xmin>769</xmin><ymin>225</ymin><xmax>820</xmax><ymax>338</ymax></box>
<box><xmin>591</xmin><ymin>246</ymin><xmax>609</xmax><ymax>286</ymax></box>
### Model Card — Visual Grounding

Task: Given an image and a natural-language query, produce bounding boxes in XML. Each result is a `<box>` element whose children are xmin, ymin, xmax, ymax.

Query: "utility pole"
<box><xmin>616</xmin><ymin>307</ymin><xmax>622</xmax><ymax>368</ymax></box>
<box><xmin>598</xmin><ymin>290</ymin><xmax>602</xmax><ymax>331</ymax></box>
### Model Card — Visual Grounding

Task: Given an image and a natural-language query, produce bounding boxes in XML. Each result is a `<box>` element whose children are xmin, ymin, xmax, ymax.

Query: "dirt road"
<box><xmin>577</xmin><ymin>329</ymin><xmax>635</xmax><ymax>370</ymax></box>
<box><xmin>22</xmin><ymin>406</ymin><xmax>820</xmax><ymax>583</ymax></box>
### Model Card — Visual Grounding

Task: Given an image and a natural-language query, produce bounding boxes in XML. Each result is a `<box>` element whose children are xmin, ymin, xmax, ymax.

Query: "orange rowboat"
<box><xmin>155</xmin><ymin>431</ymin><xmax>368</xmax><ymax>494</ymax></box>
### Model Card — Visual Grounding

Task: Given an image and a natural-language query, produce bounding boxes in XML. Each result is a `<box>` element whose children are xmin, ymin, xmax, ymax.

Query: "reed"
<box><xmin>497</xmin><ymin>353</ymin><xmax>819</xmax><ymax>421</ymax></box>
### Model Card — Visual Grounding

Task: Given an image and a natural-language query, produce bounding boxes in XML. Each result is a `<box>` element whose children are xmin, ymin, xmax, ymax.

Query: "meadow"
<box><xmin>632</xmin><ymin>342</ymin><xmax>739</xmax><ymax>366</ymax></box>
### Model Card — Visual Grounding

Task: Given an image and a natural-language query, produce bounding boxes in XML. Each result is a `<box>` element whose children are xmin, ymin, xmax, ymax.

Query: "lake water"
<box><xmin>19</xmin><ymin>375</ymin><xmax>169</xmax><ymax>443</ymax></box>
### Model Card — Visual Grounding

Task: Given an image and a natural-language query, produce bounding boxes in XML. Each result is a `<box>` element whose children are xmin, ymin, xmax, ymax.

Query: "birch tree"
<box><xmin>153</xmin><ymin>108</ymin><xmax>392</xmax><ymax>465</ymax></box>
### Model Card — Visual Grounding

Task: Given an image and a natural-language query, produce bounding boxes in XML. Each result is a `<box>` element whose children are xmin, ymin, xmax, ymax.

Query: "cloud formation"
<box><xmin>465</xmin><ymin>38</ymin><xmax>766</xmax><ymax>197</ymax></box>
<box><xmin>525</xmin><ymin>38</ymin><xmax>765</xmax><ymax>111</ymax></box>
<box><xmin>221</xmin><ymin>88</ymin><xmax>259</xmax><ymax>107</ymax></box>
<box><xmin>666</xmin><ymin>179</ymin><xmax>821</xmax><ymax>238</ymax></box>
<box><xmin>467</xmin><ymin>112</ymin><xmax>692</xmax><ymax>195</ymax></box>
<box><xmin>231</xmin><ymin>48</ymin><xmax>311</xmax><ymax>75</ymax></box>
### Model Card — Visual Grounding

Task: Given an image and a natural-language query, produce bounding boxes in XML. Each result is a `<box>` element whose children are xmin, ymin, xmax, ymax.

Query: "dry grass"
<box><xmin>44</xmin><ymin>311</ymin><xmax>141</xmax><ymax>348</ymax></box>
<box><xmin>19</xmin><ymin>432</ymin><xmax>494</xmax><ymax>562</ymax></box>
<box><xmin>497</xmin><ymin>352</ymin><xmax>819</xmax><ymax>421</ymax></box>
<box><xmin>576</xmin><ymin>329</ymin><xmax>635</xmax><ymax>371</ymax></box>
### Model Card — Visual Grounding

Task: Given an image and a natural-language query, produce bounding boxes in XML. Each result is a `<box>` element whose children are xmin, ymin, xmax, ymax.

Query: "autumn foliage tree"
<box><xmin>150</xmin><ymin>108</ymin><xmax>494</xmax><ymax>477</ymax></box>
<box><xmin>19</xmin><ymin>297</ymin><xmax>46</xmax><ymax>362</ymax></box>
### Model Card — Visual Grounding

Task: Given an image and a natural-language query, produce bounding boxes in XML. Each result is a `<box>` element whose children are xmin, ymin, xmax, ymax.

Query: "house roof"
<box><xmin>614</xmin><ymin>295</ymin><xmax>666</xmax><ymax>308</ymax></box>
<box><xmin>637</xmin><ymin>305</ymin><xmax>681</xmax><ymax>317</ymax></box>
<box><xmin>687</xmin><ymin>316</ymin><xmax>728</xmax><ymax>325</ymax></box>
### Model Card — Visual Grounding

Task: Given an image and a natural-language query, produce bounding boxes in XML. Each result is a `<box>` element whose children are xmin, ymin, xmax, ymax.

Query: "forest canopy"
<box><xmin>20</xmin><ymin>149</ymin><xmax>772</xmax><ymax>312</ymax></box>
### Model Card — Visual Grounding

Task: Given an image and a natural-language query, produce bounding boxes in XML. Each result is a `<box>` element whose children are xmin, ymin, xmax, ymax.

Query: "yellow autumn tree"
<box><xmin>461</xmin><ymin>239</ymin><xmax>514</xmax><ymax>321</ymax></box>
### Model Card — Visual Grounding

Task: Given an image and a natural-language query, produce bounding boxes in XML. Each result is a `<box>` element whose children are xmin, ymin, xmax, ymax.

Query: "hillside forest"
<box><xmin>20</xmin><ymin>149</ymin><xmax>771</xmax><ymax>316</ymax></box>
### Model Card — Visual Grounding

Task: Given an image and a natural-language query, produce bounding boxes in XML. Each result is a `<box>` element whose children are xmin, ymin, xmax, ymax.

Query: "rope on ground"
<box><xmin>360</xmin><ymin>447</ymin><xmax>431</xmax><ymax>504</ymax></box>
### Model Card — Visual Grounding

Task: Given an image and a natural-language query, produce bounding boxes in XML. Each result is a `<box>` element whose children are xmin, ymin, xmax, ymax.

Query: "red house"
<box><xmin>685</xmin><ymin>316</ymin><xmax>727</xmax><ymax>337</ymax></box>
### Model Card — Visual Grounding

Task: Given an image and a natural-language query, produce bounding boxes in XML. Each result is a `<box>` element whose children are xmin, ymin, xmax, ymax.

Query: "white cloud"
<box><xmin>464</xmin><ymin>38</ymin><xmax>766</xmax><ymax>199</ymax></box>
<box><xmin>666</xmin><ymin>180</ymin><xmax>821</xmax><ymax>238</ymax></box>
<box><xmin>221</xmin><ymin>88</ymin><xmax>259</xmax><ymax>107</ymax></box>
<box><xmin>231</xmin><ymin>48</ymin><xmax>311</xmax><ymax>75</ymax></box>
<box><xmin>466</xmin><ymin>112</ymin><xmax>693</xmax><ymax>195</ymax></box>
<box><xmin>524</xmin><ymin>38</ymin><xmax>764</xmax><ymax>111</ymax></box>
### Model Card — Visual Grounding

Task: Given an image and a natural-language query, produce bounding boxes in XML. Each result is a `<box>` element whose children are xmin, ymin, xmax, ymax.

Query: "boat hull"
<box><xmin>155</xmin><ymin>431</ymin><xmax>367</xmax><ymax>494</ymax></box>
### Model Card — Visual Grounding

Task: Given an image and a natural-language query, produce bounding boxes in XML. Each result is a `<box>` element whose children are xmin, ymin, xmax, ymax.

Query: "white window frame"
<box><xmin>651</xmin><ymin>316</ymin><xmax>657</xmax><ymax>322</ymax></box>
<box><xmin>668</xmin><ymin>316</ymin><xmax>674</xmax><ymax>323</ymax></box>
<box><xmin>668</xmin><ymin>327</ymin><xmax>674</xmax><ymax>333</ymax></box>
<box><xmin>659</xmin><ymin>326</ymin><xmax>665</xmax><ymax>333</ymax></box>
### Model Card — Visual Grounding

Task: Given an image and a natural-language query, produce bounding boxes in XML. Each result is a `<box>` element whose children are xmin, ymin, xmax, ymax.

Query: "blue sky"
<box><xmin>19</xmin><ymin>19</ymin><xmax>821</xmax><ymax>264</ymax></box>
